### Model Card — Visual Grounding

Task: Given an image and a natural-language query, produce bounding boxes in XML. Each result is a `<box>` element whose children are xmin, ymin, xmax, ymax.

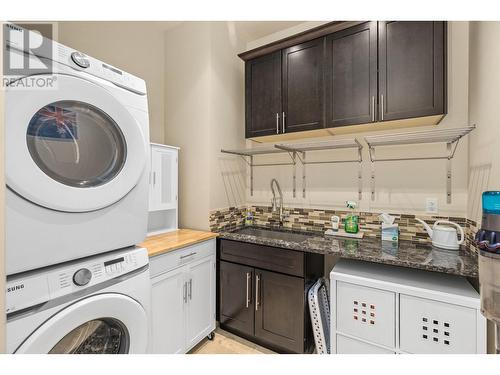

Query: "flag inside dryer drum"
<box><xmin>27</xmin><ymin>104</ymin><xmax>78</xmax><ymax>141</ymax></box>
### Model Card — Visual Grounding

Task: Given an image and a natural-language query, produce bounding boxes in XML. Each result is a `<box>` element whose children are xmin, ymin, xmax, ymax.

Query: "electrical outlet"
<box><xmin>426</xmin><ymin>198</ymin><xmax>438</xmax><ymax>214</ymax></box>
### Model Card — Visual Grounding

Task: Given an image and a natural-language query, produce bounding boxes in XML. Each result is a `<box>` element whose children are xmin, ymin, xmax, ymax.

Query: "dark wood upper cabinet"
<box><xmin>219</xmin><ymin>261</ymin><xmax>255</xmax><ymax>336</ymax></box>
<box><xmin>245</xmin><ymin>51</ymin><xmax>282</xmax><ymax>138</ymax></box>
<box><xmin>325</xmin><ymin>21</ymin><xmax>378</xmax><ymax>127</ymax></box>
<box><xmin>378</xmin><ymin>21</ymin><xmax>446</xmax><ymax>121</ymax></box>
<box><xmin>282</xmin><ymin>38</ymin><xmax>325</xmax><ymax>133</ymax></box>
<box><xmin>254</xmin><ymin>269</ymin><xmax>305</xmax><ymax>353</ymax></box>
<box><xmin>243</xmin><ymin>21</ymin><xmax>447</xmax><ymax>139</ymax></box>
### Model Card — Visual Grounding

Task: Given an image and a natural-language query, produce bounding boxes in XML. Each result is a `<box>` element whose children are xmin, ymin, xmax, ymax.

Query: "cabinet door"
<box><xmin>185</xmin><ymin>255</ymin><xmax>216</xmax><ymax>349</ymax></box>
<box><xmin>150</xmin><ymin>146</ymin><xmax>178</xmax><ymax>211</ymax></box>
<box><xmin>219</xmin><ymin>261</ymin><xmax>255</xmax><ymax>336</ymax></box>
<box><xmin>150</xmin><ymin>266</ymin><xmax>186</xmax><ymax>353</ymax></box>
<box><xmin>378</xmin><ymin>21</ymin><xmax>446</xmax><ymax>121</ymax></box>
<box><xmin>325</xmin><ymin>21</ymin><xmax>378</xmax><ymax>127</ymax></box>
<box><xmin>282</xmin><ymin>38</ymin><xmax>325</xmax><ymax>133</ymax></box>
<box><xmin>254</xmin><ymin>269</ymin><xmax>304</xmax><ymax>353</ymax></box>
<box><xmin>245</xmin><ymin>52</ymin><xmax>282</xmax><ymax>138</ymax></box>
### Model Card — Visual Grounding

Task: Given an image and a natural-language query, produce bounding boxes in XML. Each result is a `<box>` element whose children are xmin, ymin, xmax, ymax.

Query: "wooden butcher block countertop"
<box><xmin>139</xmin><ymin>229</ymin><xmax>218</xmax><ymax>258</ymax></box>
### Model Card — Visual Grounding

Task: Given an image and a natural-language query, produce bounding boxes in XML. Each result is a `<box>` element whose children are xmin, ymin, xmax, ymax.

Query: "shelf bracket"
<box><xmin>370</xmin><ymin>147</ymin><xmax>375</xmax><ymax>201</ymax></box>
<box><xmin>446</xmin><ymin>142</ymin><xmax>452</xmax><ymax>204</ymax></box>
<box><xmin>250</xmin><ymin>155</ymin><xmax>254</xmax><ymax>197</ymax></box>
<box><xmin>302</xmin><ymin>152</ymin><xmax>306</xmax><ymax>198</ymax></box>
<box><xmin>291</xmin><ymin>152</ymin><xmax>297</xmax><ymax>198</ymax></box>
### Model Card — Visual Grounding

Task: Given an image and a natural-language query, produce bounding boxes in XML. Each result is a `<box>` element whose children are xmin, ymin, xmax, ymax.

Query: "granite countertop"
<box><xmin>218</xmin><ymin>226</ymin><xmax>478</xmax><ymax>278</ymax></box>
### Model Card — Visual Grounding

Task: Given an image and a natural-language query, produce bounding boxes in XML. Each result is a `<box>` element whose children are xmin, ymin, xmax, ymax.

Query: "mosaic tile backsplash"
<box><xmin>209</xmin><ymin>205</ymin><xmax>479</xmax><ymax>256</ymax></box>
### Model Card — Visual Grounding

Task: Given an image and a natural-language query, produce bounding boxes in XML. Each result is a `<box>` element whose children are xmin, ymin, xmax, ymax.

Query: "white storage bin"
<box><xmin>337</xmin><ymin>335</ymin><xmax>395</xmax><ymax>354</ymax></box>
<box><xmin>330</xmin><ymin>259</ymin><xmax>486</xmax><ymax>354</ymax></box>
<box><xmin>336</xmin><ymin>281</ymin><xmax>395</xmax><ymax>348</ymax></box>
<box><xmin>400</xmin><ymin>294</ymin><xmax>478</xmax><ymax>354</ymax></box>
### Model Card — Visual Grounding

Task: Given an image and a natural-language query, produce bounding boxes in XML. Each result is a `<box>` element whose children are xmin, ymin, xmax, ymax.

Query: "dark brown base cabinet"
<box><xmin>218</xmin><ymin>239</ymin><xmax>324</xmax><ymax>353</ymax></box>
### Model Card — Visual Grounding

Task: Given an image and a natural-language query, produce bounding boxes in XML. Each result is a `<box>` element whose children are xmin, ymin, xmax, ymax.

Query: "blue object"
<box><xmin>482</xmin><ymin>191</ymin><xmax>500</xmax><ymax>215</ymax></box>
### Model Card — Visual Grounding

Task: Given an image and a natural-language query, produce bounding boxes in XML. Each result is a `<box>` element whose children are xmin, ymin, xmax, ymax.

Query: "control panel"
<box><xmin>5</xmin><ymin>247</ymin><xmax>148</xmax><ymax>315</ymax></box>
<box><xmin>4</xmin><ymin>24</ymin><xmax>146</xmax><ymax>95</ymax></box>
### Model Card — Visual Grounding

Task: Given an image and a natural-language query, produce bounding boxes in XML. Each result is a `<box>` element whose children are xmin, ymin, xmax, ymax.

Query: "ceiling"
<box><xmin>231</xmin><ymin>21</ymin><xmax>304</xmax><ymax>42</ymax></box>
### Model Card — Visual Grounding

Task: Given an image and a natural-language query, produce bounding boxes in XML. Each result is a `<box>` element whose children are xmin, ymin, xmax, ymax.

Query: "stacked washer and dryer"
<box><xmin>4</xmin><ymin>26</ymin><xmax>152</xmax><ymax>353</ymax></box>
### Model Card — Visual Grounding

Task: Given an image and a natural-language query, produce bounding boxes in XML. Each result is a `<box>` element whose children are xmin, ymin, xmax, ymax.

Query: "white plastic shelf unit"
<box><xmin>364</xmin><ymin>126</ymin><xmax>475</xmax><ymax>203</ymax></box>
<box><xmin>221</xmin><ymin>138</ymin><xmax>363</xmax><ymax>199</ymax></box>
<box><xmin>220</xmin><ymin>145</ymin><xmax>295</xmax><ymax>196</ymax></box>
<box><xmin>275</xmin><ymin>139</ymin><xmax>363</xmax><ymax>200</ymax></box>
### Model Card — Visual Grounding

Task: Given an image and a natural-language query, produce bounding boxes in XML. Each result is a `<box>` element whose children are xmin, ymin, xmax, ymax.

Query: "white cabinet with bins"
<box><xmin>149</xmin><ymin>239</ymin><xmax>216</xmax><ymax>354</ymax></box>
<box><xmin>330</xmin><ymin>259</ymin><xmax>486</xmax><ymax>354</ymax></box>
<box><xmin>148</xmin><ymin>143</ymin><xmax>179</xmax><ymax>235</ymax></box>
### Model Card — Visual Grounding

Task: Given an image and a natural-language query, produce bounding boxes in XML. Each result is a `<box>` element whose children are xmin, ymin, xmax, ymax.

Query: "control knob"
<box><xmin>73</xmin><ymin>268</ymin><xmax>92</xmax><ymax>286</ymax></box>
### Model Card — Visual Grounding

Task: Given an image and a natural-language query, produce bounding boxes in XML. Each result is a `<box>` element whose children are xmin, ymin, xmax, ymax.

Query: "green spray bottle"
<box><xmin>344</xmin><ymin>200</ymin><xmax>359</xmax><ymax>234</ymax></box>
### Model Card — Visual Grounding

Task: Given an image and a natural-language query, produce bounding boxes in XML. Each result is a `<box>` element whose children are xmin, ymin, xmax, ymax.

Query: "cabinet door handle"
<box><xmin>153</xmin><ymin>171</ymin><xmax>156</xmax><ymax>186</ymax></box>
<box><xmin>276</xmin><ymin>113</ymin><xmax>279</xmax><ymax>134</ymax></box>
<box><xmin>380</xmin><ymin>94</ymin><xmax>384</xmax><ymax>121</ymax></box>
<box><xmin>183</xmin><ymin>282</ymin><xmax>187</xmax><ymax>303</ymax></box>
<box><xmin>282</xmin><ymin>111</ymin><xmax>286</xmax><ymax>133</ymax></box>
<box><xmin>245</xmin><ymin>272</ymin><xmax>251</xmax><ymax>308</ymax></box>
<box><xmin>255</xmin><ymin>274</ymin><xmax>261</xmax><ymax>311</ymax></box>
<box><xmin>180</xmin><ymin>252</ymin><xmax>197</xmax><ymax>259</ymax></box>
<box><xmin>371</xmin><ymin>96</ymin><xmax>375</xmax><ymax>122</ymax></box>
<box><xmin>188</xmin><ymin>278</ymin><xmax>192</xmax><ymax>300</ymax></box>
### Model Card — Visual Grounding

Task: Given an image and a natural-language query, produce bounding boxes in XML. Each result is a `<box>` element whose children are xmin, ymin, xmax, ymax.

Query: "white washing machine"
<box><xmin>5</xmin><ymin>27</ymin><xmax>150</xmax><ymax>275</ymax></box>
<box><xmin>6</xmin><ymin>247</ymin><xmax>151</xmax><ymax>354</ymax></box>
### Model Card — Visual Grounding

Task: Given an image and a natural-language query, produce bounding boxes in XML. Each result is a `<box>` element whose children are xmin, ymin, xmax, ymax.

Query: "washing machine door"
<box><xmin>6</xmin><ymin>73</ymin><xmax>148</xmax><ymax>212</ymax></box>
<box><xmin>15</xmin><ymin>293</ymin><xmax>148</xmax><ymax>354</ymax></box>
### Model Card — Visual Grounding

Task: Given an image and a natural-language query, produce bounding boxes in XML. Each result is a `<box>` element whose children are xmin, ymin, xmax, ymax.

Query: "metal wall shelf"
<box><xmin>221</xmin><ymin>138</ymin><xmax>363</xmax><ymax>199</ymax></box>
<box><xmin>364</xmin><ymin>126</ymin><xmax>475</xmax><ymax>203</ymax></box>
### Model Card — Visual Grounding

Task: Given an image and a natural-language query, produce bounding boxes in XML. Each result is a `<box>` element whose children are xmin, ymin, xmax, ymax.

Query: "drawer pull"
<box><xmin>180</xmin><ymin>252</ymin><xmax>197</xmax><ymax>259</ymax></box>
<box><xmin>245</xmin><ymin>272</ymin><xmax>251</xmax><ymax>308</ymax></box>
<box><xmin>188</xmin><ymin>278</ymin><xmax>193</xmax><ymax>300</ymax></box>
<box><xmin>255</xmin><ymin>274</ymin><xmax>261</xmax><ymax>311</ymax></box>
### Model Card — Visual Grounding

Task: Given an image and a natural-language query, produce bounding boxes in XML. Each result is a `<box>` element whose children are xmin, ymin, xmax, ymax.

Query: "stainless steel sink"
<box><xmin>235</xmin><ymin>227</ymin><xmax>312</xmax><ymax>242</ymax></box>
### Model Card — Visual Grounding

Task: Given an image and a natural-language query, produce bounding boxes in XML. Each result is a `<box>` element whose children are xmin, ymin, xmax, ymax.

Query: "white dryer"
<box><xmin>6</xmin><ymin>247</ymin><xmax>151</xmax><ymax>354</ymax></box>
<box><xmin>5</xmin><ymin>28</ymin><xmax>150</xmax><ymax>274</ymax></box>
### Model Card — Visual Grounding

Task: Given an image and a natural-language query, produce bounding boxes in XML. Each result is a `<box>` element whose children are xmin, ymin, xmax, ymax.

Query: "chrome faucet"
<box><xmin>270</xmin><ymin>178</ymin><xmax>284</xmax><ymax>226</ymax></box>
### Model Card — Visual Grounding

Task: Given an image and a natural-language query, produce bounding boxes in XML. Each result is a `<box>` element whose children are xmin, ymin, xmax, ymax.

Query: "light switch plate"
<box><xmin>426</xmin><ymin>198</ymin><xmax>438</xmax><ymax>214</ymax></box>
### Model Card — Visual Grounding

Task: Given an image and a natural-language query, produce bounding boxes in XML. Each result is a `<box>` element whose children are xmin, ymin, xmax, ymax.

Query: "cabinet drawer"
<box><xmin>336</xmin><ymin>281</ymin><xmax>395</xmax><ymax>348</ymax></box>
<box><xmin>220</xmin><ymin>240</ymin><xmax>304</xmax><ymax>277</ymax></box>
<box><xmin>336</xmin><ymin>335</ymin><xmax>395</xmax><ymax>354</ymax></box>
<box><xmin>400</xmin><ymin>294</ymin><xmax>478</xmax><ymax>354</ymax></box>
<box><xmin>150</xmin><ymin>239</ymin><xmax>215</xmax><ymax>277</ymax></box>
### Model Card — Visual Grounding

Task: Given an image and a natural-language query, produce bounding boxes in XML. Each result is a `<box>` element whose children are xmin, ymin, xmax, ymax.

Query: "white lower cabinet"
<box><xmin>336</xmin><ymin>281</ymin><xmax>395</xmax><ymax>348</ymax></box>
<box><xmin>337</xmin><ymin>335</ymin><xmax>395</xmax><ymax>354</ymax></box>
<box><xmin>150</xmin><ymin>239</ymin><xmax>216</xmax><ymax>353</ymax></box>
<box><xmin>330</xmin><ymin>259</ymin><xmax>487</xmax><ymax>354</ymax></box>
<box><xmin>399</xmin><ymin>294</ymin><xmax>478</xmax><ymax>354</ymax></box>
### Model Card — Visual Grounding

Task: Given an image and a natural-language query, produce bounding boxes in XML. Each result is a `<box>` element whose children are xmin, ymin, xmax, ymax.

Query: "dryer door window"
<box><xmin>49</xmin><ymin>318</ymin><xmax>129</xmax><ymax>354</ymax></box>
<box><xmin>6</xmin><ymin>74</ymin><xmax>148</xmax><ymax>212</ymax></box>
<box><xmin>27</xmin><ymin>101</ymin><xmax>127</xmax><ymax>188</ymax></box>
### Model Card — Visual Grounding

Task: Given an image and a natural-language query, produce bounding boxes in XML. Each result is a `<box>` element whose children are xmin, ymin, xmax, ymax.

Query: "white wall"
<box><xmin>468</xmin><ymin>22</ymin><xmax>500</xmax><ymax>223</ymax></box>
<box><xmin>164</xmin><ymin>22</ymin><xmax>247</xmax><ymax>229</ymax></box>
<box><xmin>244</xmin><ymin>22</ymin><xmax>471</xmax><ymax>217</ymax></box>
<box><xmin>164</xmin><ymin>22</ymin><xmax>211</xmax><ymax>230</ymax></box>
<box><xmin>57</xmin><ymin>22</ymin><xmax>167</xmax><ymax>143</ymax></box>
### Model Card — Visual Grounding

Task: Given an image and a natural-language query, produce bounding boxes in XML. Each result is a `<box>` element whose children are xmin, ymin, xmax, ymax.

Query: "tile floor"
<box><xmin>189</xmin><ymin>328</ymin><xmax>275</xmax><ymax>354</ymax></box>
